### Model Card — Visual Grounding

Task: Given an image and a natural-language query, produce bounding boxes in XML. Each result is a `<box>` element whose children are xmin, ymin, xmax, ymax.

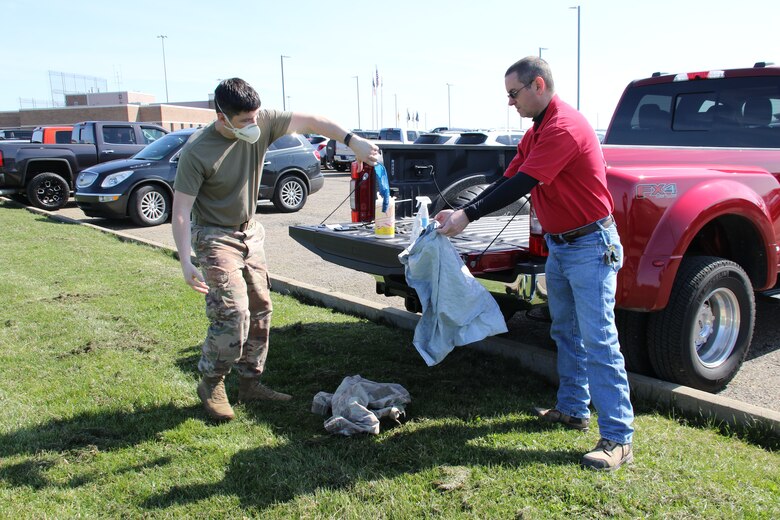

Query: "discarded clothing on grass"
<box><xmin>312</xmin><ymin>375</ymin><xmax>411</xmax><ymax>436</ymax></box>
<box><xmin>398</xmin><ymin>222</ymin><xmax>508</xmax><ymax>366</ymax></box>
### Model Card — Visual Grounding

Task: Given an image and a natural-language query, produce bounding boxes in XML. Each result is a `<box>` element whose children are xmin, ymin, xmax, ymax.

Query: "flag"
<box><xmin>407</xmin><ymin>109</ymin><xmax>410</xmax><ymax>122</ymax></box>
<box><xmin>415</xmin><ymin>112</ymin><xmax>419</xmax><ymax>122</ymax></box>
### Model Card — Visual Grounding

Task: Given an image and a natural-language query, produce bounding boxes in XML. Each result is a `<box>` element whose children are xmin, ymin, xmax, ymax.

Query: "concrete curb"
<box><xmin>16</xmin><ymin>201</ymin><xmax>780</xmax><ymax>436</ymax></box>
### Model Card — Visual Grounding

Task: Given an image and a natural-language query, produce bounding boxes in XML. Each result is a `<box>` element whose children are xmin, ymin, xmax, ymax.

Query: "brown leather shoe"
<box><xmin>581</xmin><ymin>438</ymin><xmax>634</xmax><ymax>471</ymax></box>
<box><xmin>197</xmin><ymin>376</ymin><xmax>235</xmax><ymax>421</ymax></box>
<box><xmin>534</xmin><ymin>407</ymin><xmax>590</xmax><ymax>431</ymax></box>
<box><xmin>237</xmin><ymin>377</ymin><xmax>292</xmax><ymax>402</ymax></box>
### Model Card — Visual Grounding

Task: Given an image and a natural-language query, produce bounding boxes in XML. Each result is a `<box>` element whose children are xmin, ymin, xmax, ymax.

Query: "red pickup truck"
<box><xmin>290</xmin><ymin>64</ymin><xmax>780</xmax><ymax>393</ymax></box>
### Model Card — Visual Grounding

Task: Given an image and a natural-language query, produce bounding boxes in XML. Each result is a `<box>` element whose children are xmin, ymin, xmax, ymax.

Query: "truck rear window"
<box><xmin>605</xmin><ymin>76</ymin><xmax>780</xmax><ymax>148</ymax></box>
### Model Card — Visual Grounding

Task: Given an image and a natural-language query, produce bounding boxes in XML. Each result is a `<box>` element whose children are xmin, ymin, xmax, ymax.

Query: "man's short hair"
<box><xmin>505</xmin><ymin>57</ymin><xmax>555</xmax><ymax>93</ymax></box>
<box><xmin>214</xmin><ymin>78</ymin><xmax>261</xmax><ymax>117</ymax></box>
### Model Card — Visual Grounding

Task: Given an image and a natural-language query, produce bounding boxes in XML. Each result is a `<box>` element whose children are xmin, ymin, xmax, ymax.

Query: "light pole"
<box><xmin>446</xmin><ymin>83</ymin><xmax>453</xmax><ymax>128</ymax></box>
<box><xmin>352</xmin><ymin>75</ymin><xmax>361</xmax><ymax>129</ymax></box>
<box><xmin>157</xmin><ymin>35</ymin><xmax>169</xmax><ymax>103</ymax></box>
<box><xmin>569</xmin><ymin>5</ymin><xmax>581</xmax><ymax>110</ymax></box>
<box><xmin>539</xmin><ymin>47</ymin><xmax>548</xmax><ymax>59</ymax></box>
<box><xmin>280</xmin><ymin>55</ymin><xmax>291</xmax><ymax>110</ymax></box>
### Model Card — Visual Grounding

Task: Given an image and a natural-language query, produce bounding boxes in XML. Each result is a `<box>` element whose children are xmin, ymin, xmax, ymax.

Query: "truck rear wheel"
<box><xmin>647</xmin><ymin>256</ymin><xmax>754</xmax><ymax>393</ymax></box>
<box><xmin>26</xmin><ymin>172</ymin><xmax>69</xmax><ymax>211</ymax></box>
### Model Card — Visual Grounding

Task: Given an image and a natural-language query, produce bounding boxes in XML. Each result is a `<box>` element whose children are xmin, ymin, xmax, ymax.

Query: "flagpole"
<box><xmin>375</xmin><ymin>66</ymin><xmax>380</xmax><ymax>129</ymax></box>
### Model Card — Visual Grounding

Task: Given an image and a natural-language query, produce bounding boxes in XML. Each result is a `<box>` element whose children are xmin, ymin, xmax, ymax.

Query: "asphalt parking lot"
<box><xmin>49</xmin><ymin>170</ymin><xmax>780</xmax><ymax>414</ymax></box>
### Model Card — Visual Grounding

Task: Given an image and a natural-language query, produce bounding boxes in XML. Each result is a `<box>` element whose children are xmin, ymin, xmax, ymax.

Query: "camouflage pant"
<box><xmin>191</xmin><ymin>220</ymin><xmax>272</xmax><ymax>378</ymax></box>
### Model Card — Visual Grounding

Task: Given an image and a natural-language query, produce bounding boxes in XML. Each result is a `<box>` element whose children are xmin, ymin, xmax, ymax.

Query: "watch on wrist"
<box><xmin>344</xmin><ymin>132</ymin><xmax>353</xmax><ymax>146</ymax></box>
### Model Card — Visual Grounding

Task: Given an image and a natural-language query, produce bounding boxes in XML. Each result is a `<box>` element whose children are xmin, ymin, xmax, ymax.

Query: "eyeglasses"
<box><xmin>507</xmin><ymin>82</ymin><xmax>533</xmax><ymax>99</ymax></box>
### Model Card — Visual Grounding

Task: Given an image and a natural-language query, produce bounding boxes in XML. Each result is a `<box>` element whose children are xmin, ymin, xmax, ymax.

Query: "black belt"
<box><xmin>548</xmin><ymin>215</ymin><xmax>613</xmax><ymax>244</ymax></box>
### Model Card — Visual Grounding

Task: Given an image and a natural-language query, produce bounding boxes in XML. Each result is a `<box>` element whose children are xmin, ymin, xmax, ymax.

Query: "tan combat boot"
<box><xmin>581</xmin><ymin>438</ymin><xmax>633</xmax><ymax>471</ymax></box>
<box><xmin>237</xmin><ymin>377</ymin><xmax>292</xmax><ymax>402</ymax></box>
<box><xmin>197</xmin><ymin>375</ymin><xmax>235</xmax><ymax>421</ymax></box>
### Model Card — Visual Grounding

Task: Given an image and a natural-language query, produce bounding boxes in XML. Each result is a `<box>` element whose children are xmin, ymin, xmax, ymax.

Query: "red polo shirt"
<box><xmin>504</xmin><ymin>95</ymin><xmax>612</xmax><ymax>234</ymax></box>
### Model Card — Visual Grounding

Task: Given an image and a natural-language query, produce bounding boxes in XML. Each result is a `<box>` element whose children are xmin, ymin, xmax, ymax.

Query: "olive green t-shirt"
<box><xmin>173</xmin><ymin>109</ymin><xmax>292</xmax><ymax>226</ymax></box>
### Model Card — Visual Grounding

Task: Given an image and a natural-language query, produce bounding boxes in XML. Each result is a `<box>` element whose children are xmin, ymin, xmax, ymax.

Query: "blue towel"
<box><xmin>375</xmin><ymin>163</ymin><xmax>391</xmax><ymax>212</ymax></box>
<box><xmin>398</xmin><ymin>223</ymin><xmax>508</xmax><ymax>366</ymax></box>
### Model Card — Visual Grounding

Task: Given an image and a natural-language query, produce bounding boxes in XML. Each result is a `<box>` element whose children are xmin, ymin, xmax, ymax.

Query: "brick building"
<box><xmin>0</xmin><ymin>91</ymin><xmax>217</xmax><ymax>131</ymax></box>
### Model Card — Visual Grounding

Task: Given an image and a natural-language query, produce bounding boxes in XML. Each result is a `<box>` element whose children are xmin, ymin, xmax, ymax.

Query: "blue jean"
<box><xmin>544</xmin><ymin>223</ymin><xmax>634</xmax><ymax>444</ymax></box>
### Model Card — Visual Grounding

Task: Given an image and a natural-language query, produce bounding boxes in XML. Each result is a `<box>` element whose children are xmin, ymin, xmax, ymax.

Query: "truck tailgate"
<box><xmin>289</xmin><ymin>215</ymin><xmax>534</xmax><ymax>278</ymax></box>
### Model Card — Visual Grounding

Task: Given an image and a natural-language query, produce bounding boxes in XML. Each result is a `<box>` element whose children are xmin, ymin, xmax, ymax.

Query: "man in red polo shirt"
<box><xmin>436</xmin><ymin>56</ymin><xmax>634</xmax><ymax>471</ymax></box>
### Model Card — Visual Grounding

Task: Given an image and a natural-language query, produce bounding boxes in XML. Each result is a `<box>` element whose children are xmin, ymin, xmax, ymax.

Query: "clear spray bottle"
<box><xmin>409</xmin><ymin>195</ymin><xmax>432</xmax><ymax>245</ymax></box>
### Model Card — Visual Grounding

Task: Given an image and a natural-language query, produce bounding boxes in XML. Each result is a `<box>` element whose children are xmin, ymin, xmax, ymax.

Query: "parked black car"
<box><xmin>75</xmin><ymin>128</ymin><xmax>324</xmax><ymax>226</ymax></box>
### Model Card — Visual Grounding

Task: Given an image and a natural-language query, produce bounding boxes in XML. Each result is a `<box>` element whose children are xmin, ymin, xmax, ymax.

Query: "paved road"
<box><xmin>53</xmin><ymin>170</ymin><xmax>780</xmax><ymax>412</ymax></box>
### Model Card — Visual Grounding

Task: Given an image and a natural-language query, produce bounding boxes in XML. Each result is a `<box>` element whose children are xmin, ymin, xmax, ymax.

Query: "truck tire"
<box><xmin>26</xmin><ymin>172</ymin><xmax>69</xmax><ymax>211</ymax></box>
<box><xmin>647</xmin><ymin>256</ymin><xmax>754</xmax><ymax>393</ymax></box>
<box><xmin>433</xmin><ymin>179</ymin><xmax>530</xmax><ymax>217</ymax></box>
<box><xmin>615</xmin><ymin>309</ymin><xmax>655</xmax><ymax>376</ymax></box>
<box><xmin>272</xmin><ymin>174</ymin><xmax>308</xmax><ymax>212</ymax></box>
<box><xmin>129</xmin><ymin>185</ymin><xmax>170</xmax><ymax>227</ymax></box>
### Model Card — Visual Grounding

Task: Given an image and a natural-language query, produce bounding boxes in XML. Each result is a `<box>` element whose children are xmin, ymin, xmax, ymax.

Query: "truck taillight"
<box><xmin>0</xmin><ymin>150</ymin><xmax>3</xmax><ymax>167</ymax></box>
<box><xmin>528</xmin><ymin>203</ymin><xmax>548</xmax><ymax>257</ymax></box>
<box><xmin>350</xmin><ymin>162</ymin><xmax>375</xmax><ymax>223</ymax></box>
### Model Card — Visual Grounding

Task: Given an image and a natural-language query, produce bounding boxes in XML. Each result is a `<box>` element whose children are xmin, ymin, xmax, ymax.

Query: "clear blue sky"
<box><xmin>4</xmin><ymin>0</ymin><xmax>778</xmax><ymax>131</ymax></box>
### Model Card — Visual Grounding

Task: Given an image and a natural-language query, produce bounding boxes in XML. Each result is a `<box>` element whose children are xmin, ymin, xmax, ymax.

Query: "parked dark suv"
<box><xmin>74</xmin><ymin>128</ymin><xmax>324</xmax><ymax>226</ymax></box>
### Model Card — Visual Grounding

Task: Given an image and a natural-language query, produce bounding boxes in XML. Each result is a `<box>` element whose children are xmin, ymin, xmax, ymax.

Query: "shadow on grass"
<box><xmin>141</xmin><ymin>319</ymin><xmax>572</xmax><ymax>512</ymax></box>
<box><xmin>141</xmin><ymin>417</ymin><xmax>579</xmax><ymax>512</ymax></box>
<box><xmin>0</xmin><ymin>318</ymin><xmax>581</xmax><ymax>510</ymax></box>
<box><xmin>0</xmin><ymin>403</ymin><xmax>199</xmax><ymax>490</ymax></box>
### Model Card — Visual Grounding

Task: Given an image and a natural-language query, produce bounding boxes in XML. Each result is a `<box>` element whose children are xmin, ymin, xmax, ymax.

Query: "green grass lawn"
<box><xmin>1</xmin><ymin>202</ymin><xmax>778</xmax><ymax>519</ymax></box>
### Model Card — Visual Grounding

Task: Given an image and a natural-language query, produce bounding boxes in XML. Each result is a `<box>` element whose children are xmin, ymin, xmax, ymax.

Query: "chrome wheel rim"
<box><xmin>692</xmin><ymin>287</ymin><xmax>740</xmax><ymax>368</ymax></box>
<box><xmin>280</xmin><ymin>181</ymin><xmax>303</xmax><ymax>208</ymax></box>
<box><xmin>140</xmin><ymin>190</ymin><xmax>166</xmax><ymax>221</ymax></box>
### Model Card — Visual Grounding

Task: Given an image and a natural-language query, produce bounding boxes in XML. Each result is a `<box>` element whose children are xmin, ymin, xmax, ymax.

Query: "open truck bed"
<box><xmin>290</xmin><ymin>214</ymin><xmax>546</xmax><ymax>313</ymax></box>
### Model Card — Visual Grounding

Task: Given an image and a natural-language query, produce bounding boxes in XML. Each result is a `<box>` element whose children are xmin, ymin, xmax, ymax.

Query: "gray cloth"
<box><xmin>312</xmin><ymin>375</ymin><xmax>411</xmax><ymax>436</ymax></box>
<box><xmin>398</xmin><ymin>223</ymin><xmax>508</xmax><ymax>366</ymax></box>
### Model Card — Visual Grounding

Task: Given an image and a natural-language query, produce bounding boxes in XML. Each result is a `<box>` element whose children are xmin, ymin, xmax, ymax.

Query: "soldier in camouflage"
<box><xmin>172</xmin><ymin>78</ymin><xmax>379</xmax><ymax>421</ymax></box>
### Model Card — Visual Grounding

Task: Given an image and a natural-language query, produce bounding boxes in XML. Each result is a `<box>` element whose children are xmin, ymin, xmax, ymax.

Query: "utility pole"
<box><xmin>157</xmin><ymin>35</ymin><xmax>169</xmax><ymax>103</ymax></box>
<box><xmin>352</xmin><ymin>75</ymin><xmax>361</xmax><ymax>129</ymax></box>
<box><xmin>446</xmin><ymin>83</ymin><xmax>453</xmax><ymax>128</ymax></box>
<box><xmin>569</xmin><ymin>5</ymin><xmax>581</xmax><ymax>110</ymax></box>
<box><xmin>281</xmin><ymin>55</ymin><xmax>291</xmax><ymax>110</ymax></box>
